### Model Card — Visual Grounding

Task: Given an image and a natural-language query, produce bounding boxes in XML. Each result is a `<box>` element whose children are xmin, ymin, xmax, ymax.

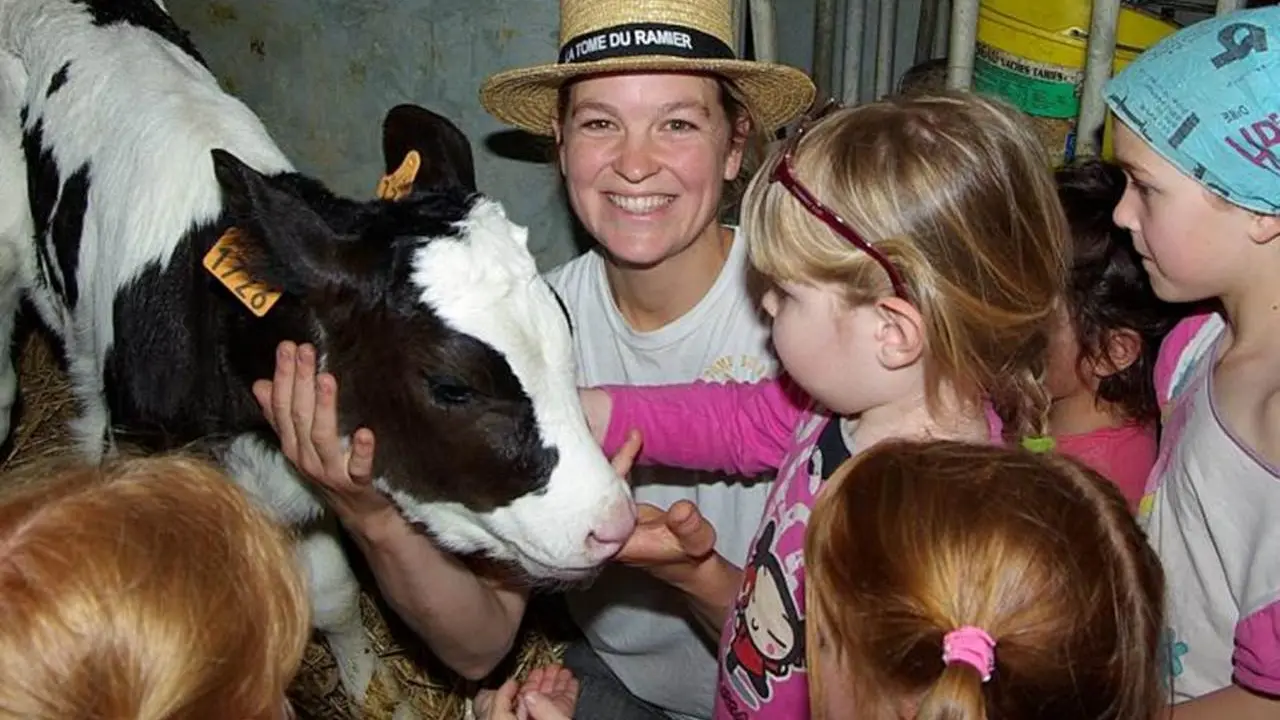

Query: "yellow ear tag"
<box><xmin>201</xmin><ymin>228</ymin><xmax>282</xmax><ymax>317</ymax></box>
<box><xmin>375</xmin><ymin>150</ymin><xmax>422</xmax><ymax>201</ymax></box>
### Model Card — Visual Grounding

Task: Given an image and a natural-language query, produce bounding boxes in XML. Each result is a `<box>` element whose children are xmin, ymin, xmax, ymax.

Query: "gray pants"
<box><xmin>562</xmin><ymin>640</ymin><xmax>671</xmax><ymax>720</ymax></box>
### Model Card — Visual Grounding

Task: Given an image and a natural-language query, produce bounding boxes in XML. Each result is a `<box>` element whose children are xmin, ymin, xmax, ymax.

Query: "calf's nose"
<box><xmin>584</xmin><ymin>499</ymin><xmax>637</xmax><ymax>560</ymax></box>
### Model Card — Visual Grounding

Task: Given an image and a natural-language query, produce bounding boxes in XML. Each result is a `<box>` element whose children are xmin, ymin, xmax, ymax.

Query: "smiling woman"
<box><xmin>554</xmin><ymin>73</ymin><xmax>746</xmax><ymax>277</ymax></box>
<box><xmin>476</xmin><ymin>2</ymin><xmax>813</xmax><ymax>716</ymax></box>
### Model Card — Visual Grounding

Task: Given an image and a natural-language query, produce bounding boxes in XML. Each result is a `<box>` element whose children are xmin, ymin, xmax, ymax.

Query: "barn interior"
<box><xmin>0</xmin><ymin>0</ymin><xmax>1267</xmax><ymax>717</ymax></box>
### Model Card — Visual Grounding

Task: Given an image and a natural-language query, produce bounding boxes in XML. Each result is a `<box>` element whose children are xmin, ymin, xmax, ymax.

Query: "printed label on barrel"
<box><xmin>973</xmin><ymin>44</ymin><xmax>1082</xmax><ymax>119</ymax></box>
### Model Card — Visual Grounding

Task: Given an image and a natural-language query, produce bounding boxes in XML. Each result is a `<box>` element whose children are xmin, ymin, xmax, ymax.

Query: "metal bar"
<box><xmin>875</xmin><ymin>0</ymin><xmax>898</xmax><ymax>98</ymax></box>
<box><xmin>841</xmin><ymin>0</ymin><xmax>867</xmax><ymax>103</ymax></box>
<box><xmin>915</xmin><ymin>0</ymin><xmax>940</xmax><ymax>64</ymax></box>
<box><xmin>945</xmin><ymin>0</ymin><xmax>979</xmax><ymax>90</ymax></box>
<box><xmin>932</xmin><ymin>0</ymin><xmax>950</xmax><ymax>59</ymax></box>
<box><xmin>812</xmin><ymin>0</ymin><xmax>838</xmax><ymax>100</ymax></box>
<box><xmin>734</xmin><ymin>0</ymin><xmax>747</xmax><ymax>57</ymax></box>
<box><xmin>1217</xmin><ymin>0</ymin><xmax>1246</xmax><ymax>15</ymax></box>
<box><xmin>1075</xmin><ymin>0</ymin><xmax>1121</xmax><ymax>157</ymax></box>
<box><xmin>749</xmin><ymin>0</ymin><xmax>778</xmax><ymax>62</ymax></box>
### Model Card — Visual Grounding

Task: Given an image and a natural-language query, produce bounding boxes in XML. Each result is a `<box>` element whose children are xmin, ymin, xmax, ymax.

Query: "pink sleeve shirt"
<box><xmin>601</xmin><ymin>376</ymin><xmax>812</xmax><ymax>475</ymax></box>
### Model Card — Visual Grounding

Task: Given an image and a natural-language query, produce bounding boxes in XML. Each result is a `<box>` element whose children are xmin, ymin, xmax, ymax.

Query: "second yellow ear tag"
<box><xmin>201</xmin><ymin>228</ymin><xmax>282</xmax><ymax>317</ymax></box>
<box><xmin>375</xmin><ymin>150</ymin><xmax>422</xmax><ymax>201</ymax></box>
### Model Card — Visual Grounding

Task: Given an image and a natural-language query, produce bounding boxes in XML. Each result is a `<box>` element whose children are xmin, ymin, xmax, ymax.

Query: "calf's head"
<box><xmin>210</xmin><ymin>110</ymin><xmax>634</xmax><ymax>581</ymax></box>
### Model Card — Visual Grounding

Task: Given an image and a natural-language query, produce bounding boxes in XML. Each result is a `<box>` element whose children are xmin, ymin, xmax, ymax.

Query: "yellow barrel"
<box><xmin>973</xmin><ymin>0</ymin><xmax>1179</xmax><ymax>165</ymax></box>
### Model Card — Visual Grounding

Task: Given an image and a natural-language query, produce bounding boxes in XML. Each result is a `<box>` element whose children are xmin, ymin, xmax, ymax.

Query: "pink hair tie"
<box><xmin>942</xmin><ymin>626</ymin><xmax>996</xmax><ymax>682</ymax></box>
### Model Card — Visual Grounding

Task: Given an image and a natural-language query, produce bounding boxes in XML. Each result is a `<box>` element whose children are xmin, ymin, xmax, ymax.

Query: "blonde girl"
<box><xmin>805</xmin><ymin>439</ymin><xmax>1166</xmax><ymax>720</ymax></box>
<box><xmin>577</xmin><ymin>90</ymin><xmax>1070</xmax><ymax>718</ymax></box>
<box><xmin>0</xmin><ymin>454</ymin><xmax>310</xmax><ymax>719</ymax></box>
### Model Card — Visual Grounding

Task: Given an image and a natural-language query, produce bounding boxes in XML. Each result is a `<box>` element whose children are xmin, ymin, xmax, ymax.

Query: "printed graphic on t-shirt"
<box><xmin>701</xmin><ymin>354</ymin><xmax>772</xmax><ymax>383</ymax></box>
<box><xmin>1141</xmin><ymin>343</ymin><xmax>1200</xmax><ymax>524</ymax></box>
<box><xmin>725</xmin><ymin>520</ymin><xmax>805</xmax><ymax>703</ymax></box>
<box><xmin>720</xmin><ymin>417</ymin><xmax>853</xmax><ymax>714</ymax></box>
<box><xmin>1159</xmin><ymin>625</ymin><xmax>1190</xmax><ymax>687</ymax></box>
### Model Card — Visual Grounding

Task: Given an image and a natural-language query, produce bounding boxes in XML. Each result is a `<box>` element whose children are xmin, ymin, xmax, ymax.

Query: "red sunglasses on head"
<box><xmin>769</xmin><ymin>99</ymin><xmax>910</xmax><ymax>301</ymax></box>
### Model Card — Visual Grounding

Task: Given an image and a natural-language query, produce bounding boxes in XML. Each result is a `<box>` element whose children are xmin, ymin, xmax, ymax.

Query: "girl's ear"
<box><xmin>873</xmin><ymin>297</ymin><xmax>925</xmax><ymax>370</ymax></box>
<box><xmin>1248</xmin><ymin>211</ymin><xmax>1280</xmax><ymax>245</ymax></box>
<box><xmin>1094</xmin><ymin>328</ymin><xmax>1142</xmax><ymax>379</ymax></box>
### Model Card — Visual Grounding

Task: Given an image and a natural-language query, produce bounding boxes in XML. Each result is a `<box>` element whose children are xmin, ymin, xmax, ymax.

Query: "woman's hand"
<box><xmin>252</xmin><ymin>341</ymin><xmax>394</xmax><ymax>529</ymax></box>
<box><xmin>473</xmin><ymin>663</ymin><xmax>579</xmax><ymax>720</ymax></box>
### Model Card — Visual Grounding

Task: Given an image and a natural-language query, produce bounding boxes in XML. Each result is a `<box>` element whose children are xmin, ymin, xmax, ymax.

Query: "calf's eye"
<box><xmin>425</xmin><ymin>375</ymin><xmax>474</xmax><ymax>405</ymax></box>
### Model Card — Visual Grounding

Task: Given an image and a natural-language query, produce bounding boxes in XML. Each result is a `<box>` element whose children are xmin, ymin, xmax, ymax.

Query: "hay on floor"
<box><xmin>2</xmin><ymin>327</ymin><xmax>570</xmax><ymax>719</ymax></box>
<box><xmin>286</xmin><ymin>589</ymin><xmax>569</xmax><ymax>720</ymax></box>
<box><xmin>1</xmin><ymin>329</ymin><xmax>79</xmax><ymax>472</ymax></box>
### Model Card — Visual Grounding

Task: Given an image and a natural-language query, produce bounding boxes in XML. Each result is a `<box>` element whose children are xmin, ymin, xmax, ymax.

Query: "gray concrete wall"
<box><xmin>166</xmin><ymin>0</ymin><xmax>928</xmax><ymax>271</ymax></box>
<box><xmin>167</xmin><ymin>0</ymin><xmax>580</xmax><ymax>270</ymax></box>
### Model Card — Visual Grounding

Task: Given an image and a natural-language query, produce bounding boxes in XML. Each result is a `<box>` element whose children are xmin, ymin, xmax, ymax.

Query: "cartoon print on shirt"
<box><xmin>716</xmin><ymin>415</ymin><xmax>855</xmax><ymax>717</ymax></box>
<box><xmin>724</xmin><ymin>521</ymin><xmax>805</xmax><ymax>706</ymax></box>
<box><xmin>807</xmin><ymin>445</ymin><xmax>824</xmax><ymax>496</ymax></box>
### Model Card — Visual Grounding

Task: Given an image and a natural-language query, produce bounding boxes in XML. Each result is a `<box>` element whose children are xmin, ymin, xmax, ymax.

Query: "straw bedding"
<box><xmin>0</xmin><ymin>321</ymin><xmax>569</xmax><ymax>720</ymax></box>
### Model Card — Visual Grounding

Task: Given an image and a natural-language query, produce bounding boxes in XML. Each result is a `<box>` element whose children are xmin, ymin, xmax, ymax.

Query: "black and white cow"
<box><xmin>0</xmin><ymin>0</ymin><xmax>636</xmax><ymax>710</ymax></box>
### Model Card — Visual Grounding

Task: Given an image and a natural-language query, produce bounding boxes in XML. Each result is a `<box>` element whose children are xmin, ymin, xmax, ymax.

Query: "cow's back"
<box><xmin>4</xmin><ymin>0</ymin><xmax>302</xmax><ymax>451</ymax></box>
<box><xmin>11</xmin><ymin>0</ymin><xmax>291</xmax><ymax>324</ymax></box>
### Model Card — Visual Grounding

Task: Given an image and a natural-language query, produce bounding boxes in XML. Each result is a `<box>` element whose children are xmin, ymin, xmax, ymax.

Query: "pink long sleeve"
<box><xmin>600</xmin><ymin>376</ymin><xmax>811</xmax><ymax>476</ymax></box>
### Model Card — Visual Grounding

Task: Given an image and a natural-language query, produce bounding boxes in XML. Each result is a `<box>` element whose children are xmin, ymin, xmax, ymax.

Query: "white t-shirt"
<box><xmin>544</xmin><ymin>227</ymin><xmax>776</xmax><ymax>719</ymax></box>
<box><xmin>1142</xmin><ymin>313</ymin><xmax>1280</xmax><ymax>700</ymax></box>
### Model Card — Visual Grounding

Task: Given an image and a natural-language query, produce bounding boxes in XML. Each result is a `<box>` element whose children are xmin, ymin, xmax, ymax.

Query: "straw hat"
<box><xmin>480</xmin><ymin>0</ymin><xmax>816</xmax><ymax>136</ymax></box>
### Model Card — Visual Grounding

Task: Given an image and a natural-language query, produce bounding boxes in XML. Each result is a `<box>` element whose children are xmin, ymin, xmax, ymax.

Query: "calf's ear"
<box><xmin>211</xmin><ymin>149</ymin><xmax>387</xmax><ymax>297</ymax></box>
<box><xmin>381</xmin><ymin>103</ymin><xmax>477</xmax><ymax>193</ymax></box>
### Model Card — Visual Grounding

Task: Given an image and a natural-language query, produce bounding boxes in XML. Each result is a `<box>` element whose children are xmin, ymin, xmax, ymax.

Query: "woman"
<box><xmin>254</xmin><ymin>1</ymin><xmax>814</xmax><ymax>717</ymax></box>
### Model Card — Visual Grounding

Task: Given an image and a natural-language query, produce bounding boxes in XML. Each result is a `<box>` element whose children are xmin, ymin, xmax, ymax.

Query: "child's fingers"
<box><xmin>550</xmin><ymin>665</ymin><xmax>577</xmax><ymax>697</ymax></box>
<box><xmin>609</xmin><ymin>429</ymin><xmax>643</xmax><ymax>479</ymax></box>
<box><xmin>522</xmin><ymin>692</ymin><xmax>572</xmax><ymax>720</ymax></box>
<box><xmin>520</xmin><ymin>665</ymin><xmax>546</xmax><ymax>694</ymax></box>
<box><xmin>476</xmin><ymin>679</ymin><xmax>520</xmax><ymax>720</ymax></box>
<box><xmin>666</xmin><ymin>500</ymin><xmax>717</xmax><ymax>560</ymax></box>
<box><xmin>561</xmin><ymin>675</ymin><xmax>581</xmax><ymax>716</ymax></box>
<box><xmin>544</xmin><ymin>663</ymin><xmax>569</xmax><ymax>694</ymax></box>
<box><xmin>536</xmin><ymin>663</ymin><xmax>567</xmax><ymax>694</ymax></box>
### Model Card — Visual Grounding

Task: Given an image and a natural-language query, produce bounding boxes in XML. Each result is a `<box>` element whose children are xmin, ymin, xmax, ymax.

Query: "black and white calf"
<box><xmin>0</xmin><ymin>0</ymin><xmax>635</xmax><ymax>709</ymax></box>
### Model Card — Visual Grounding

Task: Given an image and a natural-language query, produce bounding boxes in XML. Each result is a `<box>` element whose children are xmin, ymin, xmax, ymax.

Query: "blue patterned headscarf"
<box><xmin>1105</xmin><ymin>6</ymin><xmax>1280</xmax><ymax>213</ymax></box>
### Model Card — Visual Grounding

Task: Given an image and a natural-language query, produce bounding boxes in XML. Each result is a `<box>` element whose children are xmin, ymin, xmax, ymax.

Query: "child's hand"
<box><xmin>519</xmin><ymin>663</ymin><xmax>579</xmax><ymax>717</ymax></box>
<box><xmin>617</xmin><ymin>499</ymin><xmax>720</xmax><ymax>589</ymax></box>
<box><xmin>473</xmin><ymin>663</ymin><xmax>579</xmax><ymax>720</ymax></box>
<box><xmin>579</xmin><ymin>387</ymin><xmax>612</xmax><ymax>445</ymax></box>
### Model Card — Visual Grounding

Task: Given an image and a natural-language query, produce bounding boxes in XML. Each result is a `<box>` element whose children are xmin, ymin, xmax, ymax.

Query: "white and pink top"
<box><xmin>1142</xmin><ymin>312</ymin><xmax>1280</xmax><ymax>700</ymax></box>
